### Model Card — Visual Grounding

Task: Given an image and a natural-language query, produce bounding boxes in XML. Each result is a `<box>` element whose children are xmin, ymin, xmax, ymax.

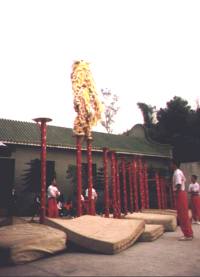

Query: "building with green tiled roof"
<box><xmin>0</xmin><ymin>118</ymin><xmax>172</xmax><ymax>216</ymax></box>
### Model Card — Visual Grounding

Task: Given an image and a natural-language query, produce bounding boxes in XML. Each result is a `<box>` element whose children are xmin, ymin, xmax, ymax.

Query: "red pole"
<box><xmin>33</xmin><ymin>117</ymin><xmax>52</xmax><ymax>224</ymax></box>
<box><xmin>111</xmin><ymin>151</ymin><xmax>118</xmax><ymax>218</ymax></box>
<box><xmin>103</xmin><ymin>147</ymin><xmax>109</xmax><ymax>217</ymax></box>
<box><xmin>138</xmin><ymin>158</ymin><xmax>145</xmax><ymax>210</ymax></box>
<box><xmin>132</xmin><ymin>159</ymin><xmax>139</xmax><ymax>211</ymax></box>
<box><xmin>76</xmin><ymin>135</ymin><xmax>83</xmax><ymax>217</ymax></box>
<box><xmin>155</xmin><ymin>171</ymin><xmax>162</xmax><ymax>209</ymax></box>
<box><xmin>128</xmin><ymin>163</ymin><xmax>134</xmax><ymax>213</ymax></box>
<box><xmin>115</xmin><ymin>157</ymin><xmax>121</xmax><ymax>218</ymax></box>
<box><xmin>87</xmin><ymin>138</ymin><xmax>94</xmax><ymax>215</ymax></box>
<box><xmin>144</xmin><ymin>161</ymin><xmax>149</xmax><ymax>209</ymax></box>
<box><xmin>121</xmin><ymin>158</ymin><xmax>128</xmax><ymax>215</ymax></box>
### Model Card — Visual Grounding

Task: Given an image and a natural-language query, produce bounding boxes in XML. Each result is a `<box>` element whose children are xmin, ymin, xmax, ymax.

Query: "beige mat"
<box><xmin>0</xmin><ymin>223</ymin><xmax>67</xmax><ymax>265</ymax></box>
<box><xmin>138</xmin><ymin>224</ymin><xmax>164</xmax><ymax>242</ymax></box>
<box><xmin>141</xmin><ymin>209</ymin><xmax>177</xmax><ymax>216</ymax></box>
<box><xmin>125</xmin><ymin>212</ymin><xmax>177</xmax><ymax>232</ymax></box>
<box><xmin>45</xmin><ymin>215</ymin><xmax>145</xmax><ymax>254</ymax></box>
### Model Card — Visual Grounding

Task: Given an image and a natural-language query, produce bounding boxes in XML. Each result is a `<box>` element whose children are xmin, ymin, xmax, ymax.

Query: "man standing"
<box><xmin>85</xmin><ymin>187</ymin><xmax>98</xmax><ymax>215</ymax></box>
<box><xmin>188</xmin><ymin>174</ymin><xmax>200</xmax><ymax>224</ymax></box>
<box><xmin>172</xmin><ymin>160</ymin><xmax>193</xmax><ymax>241</ymax></box>
<box><xmin>47</xmin><ymin>177</ymin><xmax>60</xmax><ymax>218</ymax></box>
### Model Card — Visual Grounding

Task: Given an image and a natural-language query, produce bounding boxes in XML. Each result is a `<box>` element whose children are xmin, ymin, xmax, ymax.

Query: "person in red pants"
<box><xmin>47</xmin><ymin>177</ymin><xmax>60</xmax><ymax>218</ymax></box>
<box><xmin>188</xmin><ymin>174</ymin><xmax>200</xmax><ymax>224</ymax></box>
<box><xmin>172</xmin><ymin>160</ymin><xmax>193</xmax><ymax>241</ymax></box>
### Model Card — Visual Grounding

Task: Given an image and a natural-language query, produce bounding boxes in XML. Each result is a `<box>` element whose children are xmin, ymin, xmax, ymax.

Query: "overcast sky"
<box><xmin>0</xmin><ymin>0</ymin><xmax>200</xmax><ymax>134</ymax></box>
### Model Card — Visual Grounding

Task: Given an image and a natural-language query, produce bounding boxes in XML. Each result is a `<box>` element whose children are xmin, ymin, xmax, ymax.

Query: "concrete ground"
<box><xmin>0</xmin><ymin>225</ymin><xmax>200</xmax><ymax>276</ymax></box>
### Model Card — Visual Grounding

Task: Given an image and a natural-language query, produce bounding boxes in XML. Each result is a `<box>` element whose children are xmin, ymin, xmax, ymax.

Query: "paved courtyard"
<box><xmin>0</xmin><ymin>225</ymin><xmax>200</xmax><ymax>276</ymax></box>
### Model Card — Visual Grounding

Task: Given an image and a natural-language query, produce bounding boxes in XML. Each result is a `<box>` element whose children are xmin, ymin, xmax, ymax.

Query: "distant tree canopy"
<box><xmin>130</xmin><ymin>96</ymin><xmax>200</xmax><ymax>162</ymax></box>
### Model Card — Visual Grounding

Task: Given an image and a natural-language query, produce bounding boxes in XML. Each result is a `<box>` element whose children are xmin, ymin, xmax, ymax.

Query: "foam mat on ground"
<box><xmin>45</xmin><ymin>215</ymin><xmax>145</xmax><ymax>254</ymax></box>
<box><xmin>138</xmin><ymin>224</ymin><xmax>164</xmax><ymax>242</ymax></box>
<box><xmin>0</xmin><ymin>223</ymin><xmax>67</xmax><ymax>265</ymax></box>
<box><xmin>125</xmin><ymin>212</ymin><xmax>177</xmax><ymax>232</ymax></box>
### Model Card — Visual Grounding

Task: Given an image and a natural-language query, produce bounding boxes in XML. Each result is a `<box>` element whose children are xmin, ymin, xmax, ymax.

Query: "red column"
<box><xmin>128</xmin><ymin>163</ymin><xmax>134</xmax><ymax>213</ymax></box>
<box><xmin>76</xmin><ymin>135</ymin><xmax>83</xmax><ymax>217</ymax></box>
<box><xmin>168</xmin><ymin>183</ymin><xmax>174</xmax><ymax>209</ymax></box>
<box><xmin>138</xmin><ymin>158</ymin><xmax>145</xmax><ymax>210</ymax></box>
<box><xmin>132</xmin><ymin>159</ymin><xmax>139</xmax><ymax>211</ymax></box>
<box><xmin>144</xmin><ymin>161</ymin><xmax>149</xmax><ymax>209</ymax></box>
<box><xmin>33</xmin><ymin>117</ymin><xmax>52</xmax><ymax>224</ymax></box>
<box><xmin>111</xmin><ymin>152</ymin><xmax>118</xmax><ymax>218</ymax></box>
<box><xmin>163</xmin><ymin>178</ymin><xmax>168</xmax><ymax>209</ymax></box>
<box><xmin>103</xmin><ymin>148</ymin><xmax>109</xmax><ymax>217</ymax></box>
<box><xmin>155</xmin><ymin>171</ymin><xmax>162</xmax><ymax>209</ymax></box>
<box><xmin>121</xmin><ymin>158</ymin><xmax>128</xmax><ymax>215</ymax></box>
<box><xmin>87</xmin><ymin>138</ymin><xmax>95</xmax><ymax>215</ymax></box>
<box><xmin>115</xmin><ymin>157</ymin><xmax>121</xmax><ymax>217</ymax></box>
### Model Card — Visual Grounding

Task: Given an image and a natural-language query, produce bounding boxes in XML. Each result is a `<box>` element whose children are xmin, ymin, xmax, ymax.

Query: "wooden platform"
<box><xmin>45</xmin><ymin>215</ymin><xmax>145</xmax><ymax>254</ymax></box>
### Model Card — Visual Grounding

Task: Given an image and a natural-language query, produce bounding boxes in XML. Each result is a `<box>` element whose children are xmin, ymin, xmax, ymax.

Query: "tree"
<box><xmin>137</xmin><ymin>102</ymin><xmax>157</xmax><ymax>127</ymax></box>
<box><xmin>100</xmin><ymin>88</ymin><xmax>120</xmax><ymax>134</ymax></box>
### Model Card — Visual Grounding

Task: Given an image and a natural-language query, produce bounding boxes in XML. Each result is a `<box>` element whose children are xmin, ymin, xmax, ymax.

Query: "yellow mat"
<box><xmin>0</xmin><ymin>223</ymin><xmax>67</xmax><ymax>265</ymax></box>
<box><xmin>45</xmin><ymin>215</ymin><xmax>145</xmax><ymax>254</ymax></box>
<box><xmin>141</xmin><ymin>209</ymin><xmax>177</xmax><ymax>216</ymax></box>
<box><xmin>138</xmin><ymin>224</ymin><xmax>164</xmax><ymax>242</ymax></box>
<box><xmin>125</xmin><ymin>212</ymin><xmax>177</xmax><ymax>232</ymax></box>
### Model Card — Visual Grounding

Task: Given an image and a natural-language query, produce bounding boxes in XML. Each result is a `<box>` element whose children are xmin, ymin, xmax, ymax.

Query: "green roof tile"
<box><xmin>0</xmin><ymin>118</ymin><xmax>172</xmax><ymax>158</ymax></box>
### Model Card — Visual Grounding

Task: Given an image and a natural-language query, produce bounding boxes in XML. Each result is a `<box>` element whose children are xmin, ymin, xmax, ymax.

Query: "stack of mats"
<box><xmin>0</xmin><ymin>223</ymin><xmax>67</xmax><ymax>265</ymax></box>
<box><xmin>45</xmin><ymin>215</ymin><xmax>145</xmax><ymax>254</ymax></box>
<box><xmin>125</xmin><ymin>212</ymin><xmax>177</xmax><ymax>232</ymax></box>
<box><xmin>138</xmin><ymin>224</ymin><xmax>164</xmax><ymax>242</ymax></box>
<box><xmin>141</xmin><ymin>209</ymin><xmax>177</xmax><ymax>216</ymax></box>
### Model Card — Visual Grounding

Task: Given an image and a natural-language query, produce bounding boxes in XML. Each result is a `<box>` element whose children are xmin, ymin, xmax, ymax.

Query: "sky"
<box><xmin>0</xmin><ymin>0</ymin><xmax>200</xmax><ymax>134</ymax></box>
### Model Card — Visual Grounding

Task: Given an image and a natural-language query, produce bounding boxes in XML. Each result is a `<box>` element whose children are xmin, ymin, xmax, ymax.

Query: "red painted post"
<box><xmin>143</xmin><ymin>161</ymin><xmax>149</xmax><ymax>209</ymax></box>
<box><xmin>87</xmin><ymin>138</ymin><xmax>95</xmax><ymax>215</ymax></box>
<box><xmin>132</xmin><ymin>159</ymin><xmax>139</xmax><ymax>211</ymax></box>
<box><xmin>128</xmin><ymin>163</ymin><xmax>134</xmax><ymax>213</ymax></box>
<box><xmin>115</xmin><ymin>157</ymin><xmax>121</xmax><ymax>217</ymax></box>
<box><xmin>162</xmin><ymin>178</ymin><xmax>167</xmax><ymax>209</ymax></box>
<box><xmin>121</xmin><ymin>158</ymin><xmax>128</xmax><ymax>215</ymax></box>
<box><xmin>111</xmin><ymin>151</ymin><xmax>118</xmax><ymax>218</ymax></box>
<box><xmin>138</xmin><ymin>158</ymin><xmax>146</xmax><ymax>210</ymax></box>
<box><xmin>76</xmin><ymin>135</ymin><xmax>83</xmax><ymax>217</ymax></box>
<box><xmin>155</xmin><ymin>171</ymin><xmax>162</xmax><ymax>209</ymax></box>
<box><xmin>33</xmin><ymin>117</ymin><xmax>52</xmax><ymax>224</ymax></box>
<box><xmin>103</xmin><ymin>147</ymin><xmax>109</xmax><ymax>217</ymax></box>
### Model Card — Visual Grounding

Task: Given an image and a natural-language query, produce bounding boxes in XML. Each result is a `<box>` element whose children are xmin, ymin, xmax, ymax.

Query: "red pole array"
<box><xmin>121</xmin><ymin>158</ymin><xmax>128</xmax><ymax>215</ymax></box>
<box><xmin>103</xmin><ymin>148</ymin><xmax>109</xmax><ymax>217</ymax></box>
<box><xmin>143</xmin><ymin>161</ymin><xmax>149</xmax><ymax>209</ymax></box>
<box><xmin>76</xmin><ymin>135</ymin><xmax>83</xmax><ymax>217</ymax></box>
<box><xmin>87</xmin><ymin>138</ymin><xmax>95</xmax><ymax>215</ymax></box>
<box><xmin>155</xmin><ymin>171</ymin><xmax>162</xmax><ymax>209</ymax></box>
<box><xmin>128</xmin><ymin>163</ymin><xmax>134</xmax><ymax>213</ymax></box>
<box><xmin>115</xmin><ymin>158</ymin><xmax>121</xmax><ymax>217</ymax></box>
<box><xmin>33</xmin><ymin>117</ymin><xmax>52</xmax><ymax>224</ymax></box>
<box><xmin>132</xmin><ymin>159</ymin><xmax>139</xmax><ymax>212</ymax></box>
<box><xmin>138</xmin><ymin>158</ymin><xmax>146</xmax><ymax>210</ymax></box>
<box><xmin>111</xmin><ymin>152</ymin><xmax>118</xmax><ymax>218</ymax></box>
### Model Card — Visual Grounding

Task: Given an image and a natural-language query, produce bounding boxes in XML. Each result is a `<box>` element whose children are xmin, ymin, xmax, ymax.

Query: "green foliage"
<box><xmin>137</xmin><ymin>102</ymin><xmax>156</xmax><ymax>126</ymax></box>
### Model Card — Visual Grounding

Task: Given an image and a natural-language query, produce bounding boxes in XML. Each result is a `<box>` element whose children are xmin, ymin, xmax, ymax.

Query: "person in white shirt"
<box><xmin>188</xmin><ymin>174</ymin><xmax>200</xmax><ymax>224</ymax></box>
<box><xmin>85</xmin><ymin>187</ymin><xmax>98</xmax><ymax>215</ymax></box>
<box><xmin>47</xmin><ymin>177</ymin><xmax>60</xmax><ymax>218</ymax></box>
<box><xmin>172</xmin><ymin>160</ymin><xmax>193</xmax><ymax>241</ymax></box>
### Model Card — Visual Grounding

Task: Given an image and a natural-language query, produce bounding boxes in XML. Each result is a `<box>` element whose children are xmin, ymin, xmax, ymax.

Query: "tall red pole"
<box><xmin>103</xmin><ymin>147</ymin><xmax>109</xmax><ymax>217</ymax></box>
<box><xmin>155</xmin><ymin>171</ymin><xmax>162</xmax><ymax>209</ymax></box>
<box><xmin>132</xmin><ymin>159</ymin><xmax>139</xmax><ymax>211</ymax></box>
<box><xmin>87</xmin><ymin>138</ymin><xmax>94</xmax><ymax>215</ymax></box>
<box><xmin>115</xmin><ymin>157</ymin><xmax>121</xmax><ymax>217</ymax></box>
<box><xmin>121</xmin><ymin>158</ymin><xmax>128</xmax><ymax>215</ymax></box>
<box><xmin>111</xmin><ymin>151</ymin><xmax>118</xmax><ymax>218</ymax></box>
<box><xmin>33</xmin><ymin>117</ymin><xmax>52</xmax><ymax>224</ymax></box>
<box><xmin>76</xmin><ymin>135</ymin><xmax>83</xmax><ymax>217</ymax></box>
<box><xmin>128</xmin><ymin>163</ymin><xmax>134</xmax><ymax>213</ymax></box>
<box><xmin>143</xmin><ymin>160</ymin><xmax>149</xmax><ymax>209</ymax></box>
<box><xmin>138</xmin><ymin>158</ymin><xmax>145</xmax><ymax>210</ymax></box>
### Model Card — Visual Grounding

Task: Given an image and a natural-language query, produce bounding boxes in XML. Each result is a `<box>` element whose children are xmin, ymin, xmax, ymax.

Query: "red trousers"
<box><xmin>176</xmin><ymin>191</ymin><xmax>193</xmax><ymax>237</ymax></box>
<box><xmin>47</xmin><ymin>198</ymin><xmax>59</xmax><ymax>218</ymax></box>
<box><xmin>191</xmin><ymin>195</ymin><xmax>200</xmax><ymax>221</ymax></box>
<box><xmin>84</xmin><ymin>199</ymin><xmax>96</xmax><ymax>215</ymax></box>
